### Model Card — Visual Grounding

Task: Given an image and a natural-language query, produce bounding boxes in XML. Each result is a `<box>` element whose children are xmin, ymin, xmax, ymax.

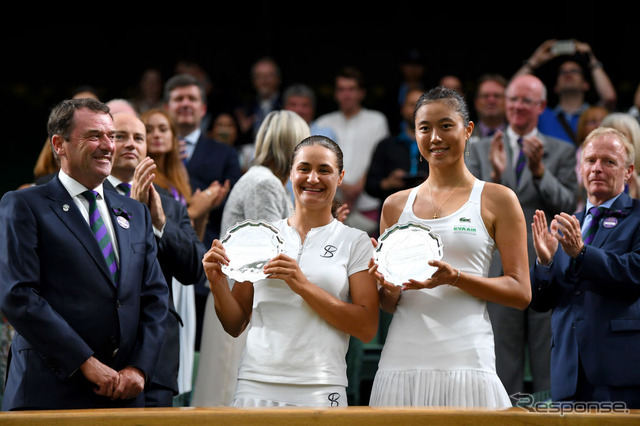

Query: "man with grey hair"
<box><xmin>466</xmin><ymin>74</ymin><xmax>577</xmax><ymax>401</ymax></box>
<box><xmin>530</xmin><ymin>127</ymin><xmax>640</xmax><ymax>408</ymax></box>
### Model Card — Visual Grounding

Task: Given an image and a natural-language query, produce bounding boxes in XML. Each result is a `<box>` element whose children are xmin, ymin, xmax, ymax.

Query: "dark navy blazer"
<box><xmin>0</xmin><ymin>176</ymin><xmax>169</xmax><ymax>410</ymax></box>
<box><xmin>530</xmin><ymin>192</ymin><xmax>640</xmax><ymax>401</ymax></box>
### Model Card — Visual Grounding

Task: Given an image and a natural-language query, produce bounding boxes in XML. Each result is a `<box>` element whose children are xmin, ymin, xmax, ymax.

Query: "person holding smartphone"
<box><xmin>514</xmin><ymin>38</ymin><xmax>617</xmax><ymax>145</ymax></box>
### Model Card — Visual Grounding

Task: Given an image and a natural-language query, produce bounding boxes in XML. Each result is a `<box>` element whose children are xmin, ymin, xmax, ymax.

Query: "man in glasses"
<box><xmin>466</xmin><ymin>73</ymin><xmax>578</xmax><ymax>403</ymax></box>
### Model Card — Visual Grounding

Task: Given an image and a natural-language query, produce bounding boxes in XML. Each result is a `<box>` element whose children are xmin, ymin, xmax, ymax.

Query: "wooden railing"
<box><xmin>1</xmin><ymin>406</ymin><xmax>638</xmax><ymax>425</ymax></box>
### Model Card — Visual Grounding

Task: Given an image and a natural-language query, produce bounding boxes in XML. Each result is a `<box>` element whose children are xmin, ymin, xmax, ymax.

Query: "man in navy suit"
<box><xmin>106</xmin><ymin>112</ymin><xmax>206</xmax><ymax>406</ymax></box>
<box><xmin>164</xmin><ymin>73</ymin><xmax>241</xmax><ymax>350</ymax></box>
<box><xmin>530</xmin><ymin>127</ymin><xmax>640</xmax><ymax>408</ymax></box>
<box><xmin>0</xmin><ymin>98</ymin><xmax>169</xmax><ymax>410</ymax></box>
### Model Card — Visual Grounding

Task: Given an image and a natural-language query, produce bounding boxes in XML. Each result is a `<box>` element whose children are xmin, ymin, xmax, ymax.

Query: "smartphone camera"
<box><xmin>551</xmin><ymin>40</ymin><xmax>576</xmax><ymax>56</ymax></box>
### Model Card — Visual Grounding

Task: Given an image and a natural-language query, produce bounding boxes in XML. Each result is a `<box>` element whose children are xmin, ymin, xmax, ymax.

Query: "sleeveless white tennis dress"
<box><xmin>369</xmin><ymin>179</ymin><xmax>511</xmax><ymax>407</ymax></box>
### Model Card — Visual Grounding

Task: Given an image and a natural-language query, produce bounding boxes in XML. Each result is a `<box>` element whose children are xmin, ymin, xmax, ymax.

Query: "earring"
<box><xmin>465</xmin><ymin>139</ymin><xmax>469</xmax><ymax>156</ymax></box>
<box><xmin>419</xmin><ymin>155</ymin><xmax>423</xmax><ymax>162</ymax></box>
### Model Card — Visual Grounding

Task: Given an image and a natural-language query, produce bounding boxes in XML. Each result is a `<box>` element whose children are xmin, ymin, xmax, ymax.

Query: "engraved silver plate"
<box><xmin>220</xmin><ymin>219</ymin><xmax>285</xmax><ymax>282</ymax></box>
<box><xmin>373</xmin><ymin>222</ymin><xmax>444</xmax><ymax>286</ymax></box>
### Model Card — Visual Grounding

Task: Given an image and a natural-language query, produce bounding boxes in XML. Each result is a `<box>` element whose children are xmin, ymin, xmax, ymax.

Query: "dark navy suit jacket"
<box><xmin>185</xmin><ymin>134</ymin><xmax>241</xmax><ymax>248</ymax></box>
<box><xmin>185</xmin><ymin>135</ymin><xmax>241</xmax><ymax>299</ymax></box>
<box><xmin>0</xmin><ymin>176</ymin><xmax>169</xmax><ymax>410</ymax></box>
<box><xmin>530</xmin><ymin>192</ymin><xmax>640</xmax><ymax>401</ymax></box>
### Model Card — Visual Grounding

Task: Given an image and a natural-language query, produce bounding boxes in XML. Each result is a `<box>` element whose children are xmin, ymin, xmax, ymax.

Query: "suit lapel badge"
<box><xmin>62</xmin><ymin>204</ymin><xmax>70</xmax><ymax>212</ymax></box>
<box><xmin>112</xmin><ymin>207</ymin><xmax>131</xmax><ymax>229</ymax></box>
<box><xmin>602</xmin><ymin>208</ymin><xmax>627</xmax><ymax>228</ymax></box>
<box><xmin>116</xmin><ymin>216</ymin><xmax>130</xmax><ymax>229</ymax></box>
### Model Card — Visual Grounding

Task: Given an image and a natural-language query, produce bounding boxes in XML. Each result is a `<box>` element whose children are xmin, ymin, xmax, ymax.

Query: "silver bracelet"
<box><xmin>451</xmin><ymin>269</ymin><xmax>460</xmax><ymax>286</ymax></box>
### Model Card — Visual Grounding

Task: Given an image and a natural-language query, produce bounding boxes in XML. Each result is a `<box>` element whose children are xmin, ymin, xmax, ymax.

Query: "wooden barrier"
<box><xmin>1</xmin><ymin>406</ymin><xmax>638</xmax><ymax>425</ymax></box>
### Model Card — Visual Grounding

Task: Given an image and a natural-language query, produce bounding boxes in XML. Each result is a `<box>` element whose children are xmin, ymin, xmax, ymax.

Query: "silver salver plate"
<box><xmin>373</xmin><ymin>221</ymin><xmax>444</xmax><ymax>286</ymax></box>
<box><xmin>220</xmin><ymin>219</ymin><xmax>285</xmax><ymax>282</ymax></box>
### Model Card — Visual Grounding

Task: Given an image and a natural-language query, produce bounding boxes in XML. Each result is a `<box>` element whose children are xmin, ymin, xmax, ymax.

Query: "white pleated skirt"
<box><xmin>369</xmin><ymin>369</ymin><xmax>512</xmax><ymax>408</ymax></box>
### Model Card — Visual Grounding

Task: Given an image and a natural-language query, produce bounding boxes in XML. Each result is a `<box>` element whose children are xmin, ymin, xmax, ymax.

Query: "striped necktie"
<box><xmin>515</xmin><ymin>137</ymin><xmax>526</xmax><ymax>184</ymax></box>
<box><xmin>82</xmin><ymin>190</ymin><xmax>118</xmax><ymax>284</ymax></box>
<box><xmin>582</xmin><ymin>206</ymin><xmax>604</xmax><ymax>245</ymax></box>
<box><xmin>117</xmin><ymin>182</ymin><xmax>131</xmax><ymax>197</ymax></box>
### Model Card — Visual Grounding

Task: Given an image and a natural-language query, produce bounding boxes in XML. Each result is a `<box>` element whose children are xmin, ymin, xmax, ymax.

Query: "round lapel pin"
<box><xmin>602</xmin><ymin>217</ymin><xmax>618</xmax><ymax>228</ymax></box>
<box><xmin>62</xmin><ymin>204</ymin><xmax>70</xmax><ymax>212</ymax></box>
<box><xmin>117</xmin><ymin>216</ymin><xmax>130</xmax><ymax>229</ymax></box>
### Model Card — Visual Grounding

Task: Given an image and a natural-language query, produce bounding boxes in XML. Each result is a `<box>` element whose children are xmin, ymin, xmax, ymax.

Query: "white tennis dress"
<box><xmin>369</xmin><ymin>179</ymin><xmax>511</xmax><ymax>407</ymax></box>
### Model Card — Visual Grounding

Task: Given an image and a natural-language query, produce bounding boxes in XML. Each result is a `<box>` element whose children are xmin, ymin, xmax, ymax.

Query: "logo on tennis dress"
<box><xmin>321</xmin><ymin>245</ymin><xmax>337</xmax><ymax>258</ymax></box>
<box><xmin>454</xmin><ymin>217</ymin><xmax>476</xmax><ymax>234</ymax></box>
<box><xmin>328</xmin><ymin>392</ymin><xmax>340</xmax><ymax>406</ymax></box>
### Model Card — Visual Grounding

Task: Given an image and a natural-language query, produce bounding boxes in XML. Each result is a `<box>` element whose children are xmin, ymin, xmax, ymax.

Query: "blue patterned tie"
<box><xmin>117</xmin><ymin>182</ymin><xmax>131</xmax><ymax>197</ymax></box>
<box><xmin>82</xmin><ymin>190</ymin><xmax>118</xmax><ymax>284</ymax></box>
<box><xmin>582</xmin><ymin>206</ymin><xmax>604</xmax><ymax>245</ymax></box>
<box><xmin>515</xmin><ymin>137</ymin><xmax>526</xmax><ymax>184</ymax></box>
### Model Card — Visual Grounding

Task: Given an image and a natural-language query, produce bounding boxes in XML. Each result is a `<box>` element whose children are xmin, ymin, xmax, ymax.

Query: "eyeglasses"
<box><xmin>506</xmin><ymin>96</ymin><xmax>542</xmax><ymax>106</ymax></box>
<box><xmin>477</xmin><ymin>93</ymin><xmax>505</xmax><ymax>100</ymax></box>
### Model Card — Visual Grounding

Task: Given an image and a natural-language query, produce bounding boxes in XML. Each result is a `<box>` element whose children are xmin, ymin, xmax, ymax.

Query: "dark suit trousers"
<box><xmin>567</xmin><ymin>357</ymin><xmax>640</xmax><ymax>409</ymax></box>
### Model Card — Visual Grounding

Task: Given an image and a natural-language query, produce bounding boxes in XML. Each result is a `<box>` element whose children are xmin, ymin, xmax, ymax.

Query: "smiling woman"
<box><xmin>199</xmin><ymin>135</ymin><xmax>380</xmax><ymax>407</ymax></box>
<box><xmin>368</xmin><ymin>86</ymin><xmax>531</xmax><ymax>408</ymax></box>
<box><xmin>289</xmin><ymin>137</ymin><xmax>345</xmax><ymax>224</ymax></box>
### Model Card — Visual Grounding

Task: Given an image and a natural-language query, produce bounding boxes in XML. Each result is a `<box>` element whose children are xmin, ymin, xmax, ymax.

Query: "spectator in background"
<box><xmin>392</xmin><ymin>48</ymin><xmax>427</xmax><ymax>133</ymax></box>
<box><xmin>600</xmin><ymin>112</ymin><xmax>640</xmax><ymax>199</ymax></box>
<box><xmin>396</xmin><ymin>48</ymin><xmax>427</xmax><ymax>108</ymax></box>
<box><xmin>439</xmin><ymin>74</ymin><xmax>464</xmax><ymax>95</ymax></box>
<box><xmin>70</xmin><ymin>85</ymin><xmax>100</xmax><ymax>100</ymax></box>
<box><xmin>163</xmin><ymin>72</ymin><xmax>241</xmax><ymax>351</ymax></box>
<box><xmin>282</xmin><ymin>83</ymin><xmax>337</xmax><ymax>140</ymax></box>
<box><xmin>174</xmin><ymin>60</ymin><xmax>216</xmax><ymax>133</ymax></box>
<box><xmin>515</xmin><ymin>39</ymin><xmax>616</xmax><ymax>145</ymax></box>
<box><xmin>106</xmin><ymin>112</ymin><xmax>206</xmax><ymax>406</ymax></box>
<box><xmin>107</xmin><ymin>98</ymin><xmax>138</xmax><ymax>117</ymax></box>
<box><xmin>574</xmin><ymin>106</ymin><xmax>610</xmax><ymax>211</ymax></box>
<box><xmin>131</xmin><ymin>68</ymin><xmax>164</xmax><ymax>115</ymax></box>
<box><xmin>470</xmin><ymin>74</ymin><xmax>508</xmax><ymax>142</ymax></box>
<box><xmin>208</xmin><ymin>112</ymin><xmax>240</xmax><ymax>147</ymax></box>
<box><xmin>366</xmin><ymin>87</ymin><xmax>428</xmax><ymax>207</ymax></box>
<box><xmin>235</xmin><ymin>57</ymin><xmax>283</xmax><ymax>145</ymax></box>
<box><xmin>628</xmin><ymin>82</ymin><xmax>640</xmax><ymax>122</ymax></box>
<box><xmin>466</xmin><ymin>74</ymin><xmax>577</xmax><ymax>400</ymax></box>
<box><xmin>141</xmin><ymin>107</ymin><xmax>220</xmax><ymax>404</ymax></box>
<box><xmin>314</xmin><ymin>66</ymin><xmax>390</xmax><ymax>237</ymax></box>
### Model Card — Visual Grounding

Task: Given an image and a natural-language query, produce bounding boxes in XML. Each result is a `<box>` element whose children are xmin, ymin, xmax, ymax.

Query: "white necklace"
<box><xmin>427</xmin><ymin>178</ymin><xmax>464</xmax><ymax>219</ymax></box>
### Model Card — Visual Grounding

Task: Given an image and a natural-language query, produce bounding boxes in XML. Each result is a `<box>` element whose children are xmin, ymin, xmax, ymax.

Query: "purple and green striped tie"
<box><xmin>82</xmin><ymin>190</ymin><xmax>118</xmax><ymax>284</ymax></box>
<box><xmin>515</xmin><ymin>137</ymin><xmax>526</xmax><ymax>184</ymax></box>
<box><xmin>582</xmin><ymin>206</ymin><xmax>604</xmax><ymax>245</ymax></box>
